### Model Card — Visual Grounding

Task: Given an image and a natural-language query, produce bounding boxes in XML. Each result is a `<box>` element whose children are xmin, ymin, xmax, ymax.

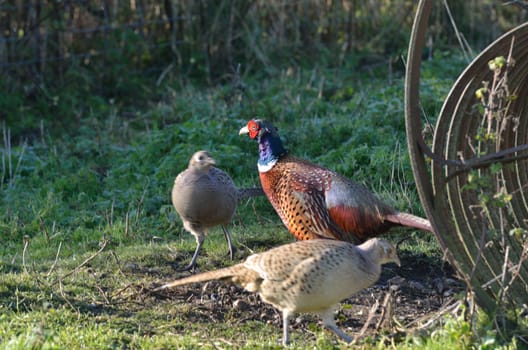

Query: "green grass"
<box><xmin>1</xmin><ymin>54</ymin><xmax>525</xmax><ymax>349</ymax></box>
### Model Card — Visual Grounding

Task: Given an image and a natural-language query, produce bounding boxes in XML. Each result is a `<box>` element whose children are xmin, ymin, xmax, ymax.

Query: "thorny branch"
<box><xmin>417</xmin><ymin>37</ymin><xmax>528</xmax><ymax>184</ymax></box>
<box><xmin>451</xmin><ymin>35</ymin><xmax>528</xmax><ymax>328</ymax></box>
<box><xmin>503</xmin><ymin>0</ymin><xmax>528</xmax><ymax>11</ymax></box>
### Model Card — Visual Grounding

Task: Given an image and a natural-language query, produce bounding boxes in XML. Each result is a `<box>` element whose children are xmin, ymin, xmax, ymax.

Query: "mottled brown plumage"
<box><xmin>239</xmin><ymin>119</ymin><xmax>432</xmax><ymax>244</ymax></box>
<box><xmin>155</xmin><ymin>238</ymin><xmax>400</xmax><ymax>345</ymax></box>
<box><xmin>172</xmin><ymin>150</ymin><xmax>263</xmax><ymax>271</ymax></box>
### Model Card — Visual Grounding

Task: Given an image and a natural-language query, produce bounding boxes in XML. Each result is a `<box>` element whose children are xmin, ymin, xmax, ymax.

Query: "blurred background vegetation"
<box><xmin>1</xmin><ymin>0</ymin><xmax>526</xmax><ymax>139</ymax></box>
<box><xmin>1</xmin><ymin>1</ymin><xmax>527</xmax><ymax>248</ymax></box>
<box><xmin>1</xmin><ymin>2</ymin><xmax>528</xmax><ymax>347</ymax></box>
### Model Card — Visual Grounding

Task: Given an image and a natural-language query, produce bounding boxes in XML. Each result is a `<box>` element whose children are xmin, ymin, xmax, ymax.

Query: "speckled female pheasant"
<box><xmin>155</xmin><ymin>238</ymin><xmax>400</xmax><ymax>345</ymax></box>
<box><xmin>172</xmin><ymin>150</ymin><xmax>263</xmax><ymax>271</ymax></box>
<box><xmin>239</xmin><ymin>119</ymin><xmax>432</xmax><ymax>244</ymax></box>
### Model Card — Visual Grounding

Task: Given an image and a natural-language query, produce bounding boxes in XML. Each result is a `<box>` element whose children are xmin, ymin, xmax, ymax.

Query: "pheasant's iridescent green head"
<box><xmin>239</xmin><ymin>119</ymin><xmax>287</xmax><ymax>172</ymax></box>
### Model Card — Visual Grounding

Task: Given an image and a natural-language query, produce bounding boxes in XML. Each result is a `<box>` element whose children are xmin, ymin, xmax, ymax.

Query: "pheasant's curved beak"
<box><xmin>239</xmin><ymin>126</ymin><xmax>249</xmax><ymax>135</ymax></box>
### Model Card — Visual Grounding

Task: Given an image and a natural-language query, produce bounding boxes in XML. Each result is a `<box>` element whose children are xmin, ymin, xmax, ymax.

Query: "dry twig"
<box><xmin>59</xmin><ymin>239</ymin><xmax>109</xmax><ymax>281</ymax></box>
<box><xmin>46</xmin><ymin>241</ymin><xmax>63</xmax><ymax>277</ymax></box>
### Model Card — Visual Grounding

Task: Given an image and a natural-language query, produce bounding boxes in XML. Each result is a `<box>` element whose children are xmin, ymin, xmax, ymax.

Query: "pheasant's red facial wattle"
<box><xmin>247</xmin><ymin>119</ymin><xmax>261</xmax><ymax>139</ymax></box>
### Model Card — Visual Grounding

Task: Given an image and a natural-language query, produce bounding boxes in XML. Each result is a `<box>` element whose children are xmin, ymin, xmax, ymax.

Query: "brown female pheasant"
<box><xmin>155</xmin><ymin>238</ymin><xmax>400</xmax><ymax>345</ymax></box>
<box><xmin>172</xmin><ymin>150</ymin><xmax>263</xmax><ymax>271</ymax></box>
<box><xmin>239</xmin><ymin>119</ymin><xmax>432</xmax><ymax>244</ymax></box>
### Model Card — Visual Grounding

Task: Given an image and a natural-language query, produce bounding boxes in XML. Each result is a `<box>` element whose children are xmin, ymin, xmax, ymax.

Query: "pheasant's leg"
<box><xmin>178</xmin><ymin>233</ymin><xmax>204</xmax><ymax>272</ymax></box>
<box><xmin>281</xmin><ymin>310</ymin><xmax>291</xmax><ymax>346</ymax></box>
<box><xmin>321</xmin><ymin>308</ymin><xmax>352</xmax><ymax>343</ymax></box>
<box><xmin>221</xmin><ymin>225</ymin><xmax>236</xmax><ymax>260</ymax></box>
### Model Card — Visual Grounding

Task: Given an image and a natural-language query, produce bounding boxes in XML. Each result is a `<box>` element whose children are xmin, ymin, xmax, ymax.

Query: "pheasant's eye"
<box><xmin>248</xmin><ymin>120</ymin><xmax>259</xmax><ymax>131</ymax></box>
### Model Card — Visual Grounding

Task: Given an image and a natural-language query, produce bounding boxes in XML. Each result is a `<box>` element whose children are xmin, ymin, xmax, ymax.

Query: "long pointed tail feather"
<box><xmin>385</xmin><ymin>212</ymin><xmax>433</xmax><ymax>232</ymax></box>
<box><xmin>154</xmin><ymin>265</ymin><xmax>244</xmax><ymax>291</ymax></box>
<box><xmin>237</xmin><ymin>187</ymin><xmax>265</xmax><ymax>200</ymax></box>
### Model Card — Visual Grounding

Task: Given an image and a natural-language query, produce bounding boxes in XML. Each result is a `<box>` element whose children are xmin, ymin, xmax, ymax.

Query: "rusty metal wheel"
<box><xmin>405</xmin><ymin>0</ymin><xmax>528</xmax><ymax>313</ymax></box>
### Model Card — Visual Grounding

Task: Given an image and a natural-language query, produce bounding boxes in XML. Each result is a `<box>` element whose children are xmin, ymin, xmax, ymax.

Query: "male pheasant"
<box><xmin>172</xmin><ymin>150</ymin><xmax>263</xmax><ymax>271</ymax></box>
<box><xmin>155</xmin><ymin>238</ymin><xmax>400</xmax><ymax>345</ymax></box>
<box><xmin>239</xmin><ymin>119</ymin><xmax>432</xmax><ymax>244</ymax></box>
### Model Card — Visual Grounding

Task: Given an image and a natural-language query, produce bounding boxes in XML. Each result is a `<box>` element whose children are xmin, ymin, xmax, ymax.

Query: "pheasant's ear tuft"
<box><xmin>265</xmin><ymin>125</ymin><xmax>277</xmax><ymax>134</ymax></box>
<box><xmin>259</xmin><ymin>120</ymin><xmax>278</xmax><ymax>135</ymax></box>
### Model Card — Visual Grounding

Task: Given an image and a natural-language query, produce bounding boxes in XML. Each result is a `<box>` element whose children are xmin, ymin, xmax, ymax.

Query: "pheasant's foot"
<box><xmin>172</xmin><ymin>261</ymin><xmax>198</xmax><ymax>274</ymax></box>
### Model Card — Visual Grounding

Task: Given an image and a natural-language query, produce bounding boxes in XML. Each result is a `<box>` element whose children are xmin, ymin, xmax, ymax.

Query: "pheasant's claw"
<box><xmin>173</xmin><ymin>261</ymin><xmax>198</xmax><ymax>274</ymax></box>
